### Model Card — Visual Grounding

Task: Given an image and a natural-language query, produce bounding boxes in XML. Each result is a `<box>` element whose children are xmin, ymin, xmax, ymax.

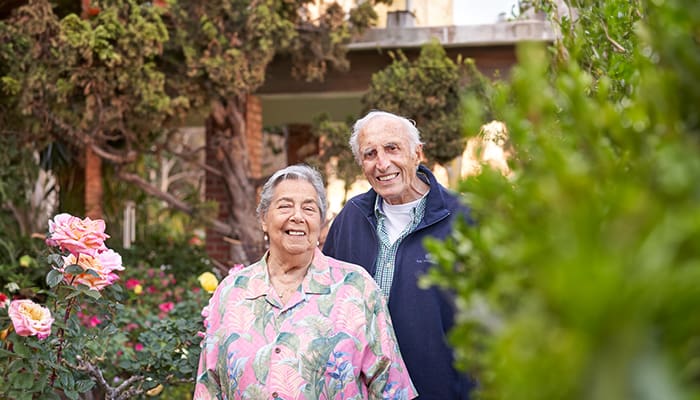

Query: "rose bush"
<box><xmin>0</xmin><ymin>213</ymin><xmax>210</xmax><ymax>400</ymax></box>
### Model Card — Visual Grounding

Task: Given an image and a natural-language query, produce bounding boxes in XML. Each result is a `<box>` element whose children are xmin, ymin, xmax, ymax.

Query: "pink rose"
<box><xmin>125</xmin><ymin>323</ymin><xmax>140</xmax><ymax>332</ymax></box>
<box><xmin>134</xmin><ymin>343</ymin><xmax>144</xmax><ymax>352</ymax></box>
<box><xmin>8</xmin><ymin>299</ymin><xmax>54</xmax><ymax>340</ymax></box>
<box><xmin>125</xmin><ymin>278</ymin><xmax>141</xmax><ymax>290</ymax></box>
<box><xmin>158</xmin><ymin>302</ymin><xmax>175</xmax><ymax>313</ymax></box>
<box><xmin>46</xmin><ymin>213</ymin><xmax>109</xmax><ymax>257</ymax></box>
<box><xmin>87</xmin><ymin>316</ymin><xmax>102</xmax><ymax>328</ymax></box>
<box><xmin>61</xmin><ymin>249</ymin><xmax>124</xmax><ymax>291</ymax></box>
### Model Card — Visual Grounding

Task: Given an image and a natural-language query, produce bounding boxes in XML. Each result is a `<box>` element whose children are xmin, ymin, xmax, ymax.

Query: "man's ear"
<box><xmin>416</xmin><ymin>144</ymin><xmax>425</xmax><ymax>162</ymax></box>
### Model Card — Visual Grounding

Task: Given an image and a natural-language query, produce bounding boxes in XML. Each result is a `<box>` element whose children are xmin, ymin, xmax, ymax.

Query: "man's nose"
<box><xmin>376</xmin><ymin>151</ymin><xmax>391</xmax><ymax>170</ymax></box>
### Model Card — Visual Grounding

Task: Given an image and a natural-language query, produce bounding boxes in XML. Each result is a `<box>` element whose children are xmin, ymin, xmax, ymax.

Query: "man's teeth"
<box><xmin>287</xmin><ymin>230</ymin><xmax>305</xmax><ymax>236</ymax></box>
<box><xmin>377</xmin><ymin>173</ymin><xmax>399</xmax><ymax>181</ymax></box>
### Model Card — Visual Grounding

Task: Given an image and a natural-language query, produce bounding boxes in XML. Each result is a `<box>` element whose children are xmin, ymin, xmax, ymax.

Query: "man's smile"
<box><xmin>377</xmin><ymin>173</ymin><xmax>399</xmax><ymax>181</ymax></box>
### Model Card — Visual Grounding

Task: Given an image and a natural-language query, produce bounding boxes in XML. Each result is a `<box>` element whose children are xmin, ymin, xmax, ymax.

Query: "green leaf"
<box><xmin>64</xmin><ymin>264</ymin><xmax>84</xmax><ymax>275</ymax></box>
<box><xmin>47</xmin><ymin>254</ymin><xmax>64</xmax><ymax>267</ymax></box>
<box><xmin>63</xmin><ymin>390</ymin><xmax>79</xmax><ymax>400</ymax></box>
<box><xmin>85</xmin><ymin>268</ymin><xmax>100</xmax><ymax>277</ymax></box>
<box><xmin>59</xmin><ymin>371</ymin><xmax>74</xmax><ymax>390</ymax></box>
<box><xmin>75</xmin><ymin>379</ymin><xmax>95</xmax><ymax>393</ymax></box>
<box><xmin>12</xmin><ymin>372</ymin><xmax>34</xmax><ymax>389</ymax></box>
<box><xmin>46</xmin><ymin>269</ymin><xmax>64</xmax><ymax>288</ymax></box>
<box><xmin>65</xmin><ymin>290</ymin><xmax>83</xmax><ymax>300</ymax></box>
<box><xmin>0</xmin><ymin>348</ymin><xmax>17</xmax><ymax>357</ymax></box>
<box><xmin>7</xmin><ymin>391</ymin><xmax>32</xmax><ymax>400</ymax></box>
<box><xmin>83</xmin><ymin>289</ymin><xmax>101</xmax><ymax>300</ymax></box>
<box><xmin>9</xmin><ymin>337</ymin><xmax>31</xmax><ymax>357</ymax></box>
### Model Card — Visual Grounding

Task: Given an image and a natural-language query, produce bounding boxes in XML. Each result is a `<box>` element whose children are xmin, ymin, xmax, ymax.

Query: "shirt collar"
<box><xmin>373</xmin><ymin>170</ymin><xmax>430</xmax><ymax>216</ymax></box>
<box><xmin>243</xmin><ymin>248</ymin><xmax>332</xmax><ymax>300</ymax></box>
<box><xmin>374</xmin><ymin>180</ymin><xmax>429</xmax><ymax>221</ymax></box>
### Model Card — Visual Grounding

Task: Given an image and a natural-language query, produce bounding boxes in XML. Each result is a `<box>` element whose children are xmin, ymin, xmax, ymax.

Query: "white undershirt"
<box><xmin>382</xmin><ymin>196</ymin><xmax>424</xmax><ymax>244</ymax></box>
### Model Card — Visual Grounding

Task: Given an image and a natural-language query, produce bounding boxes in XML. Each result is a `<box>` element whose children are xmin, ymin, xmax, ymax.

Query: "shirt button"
<box><xmin>274</xmin><ymin>347</ymin><xmax>281</xmax><ymax>354</ymax></box>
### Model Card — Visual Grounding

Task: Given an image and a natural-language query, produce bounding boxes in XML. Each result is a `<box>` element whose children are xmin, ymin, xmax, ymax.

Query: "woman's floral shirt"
<box><xmin>194</xmin><ymin>248</ymin><xmax>417</xmax><ymax>400</ymax></box>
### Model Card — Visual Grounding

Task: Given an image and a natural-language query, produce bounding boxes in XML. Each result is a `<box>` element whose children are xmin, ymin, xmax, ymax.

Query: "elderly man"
<box><xmin>323</xmin><ymin>110</ymin><xmax>474</xmax><ymax>399</ymax></box>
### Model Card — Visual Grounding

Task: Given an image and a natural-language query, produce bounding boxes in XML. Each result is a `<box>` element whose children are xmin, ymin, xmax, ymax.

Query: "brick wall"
<box><xmin>246</xmin><ymin>95</ymin><xmax>263</xmax><ymax>180</ymax></box>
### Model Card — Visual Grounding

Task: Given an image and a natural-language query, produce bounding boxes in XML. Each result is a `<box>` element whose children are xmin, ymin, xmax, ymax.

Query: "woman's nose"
<box><xmin>290</xmin><ymin>207</ymin><xmax>305</xmax><ymax>223</ymax></box>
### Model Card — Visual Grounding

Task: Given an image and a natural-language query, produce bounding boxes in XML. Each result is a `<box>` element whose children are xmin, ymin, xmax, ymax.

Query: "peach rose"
<box><xmin>8</xmin><ymin>299</ymin><xmax>54</xmax><ymax>340</ymax></box>
<box><xmin>61</xmin><ymin>249</ymin><xmax>124</xmax><ymax>291</ymax></box>
<box><xmin>46</xmin><ymin>213</ymin><xmax>109</xmax><ymax>257</ymax></box>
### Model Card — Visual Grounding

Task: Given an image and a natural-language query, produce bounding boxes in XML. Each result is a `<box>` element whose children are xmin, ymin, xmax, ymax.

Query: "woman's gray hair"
<box><xmin>256</xmin><ymin>164</ymin><xmax>328</xmax><ymax>222</ymax></box>
<box><xmin>349</xmin><ymin>110</ymin><xmax>423</xmax><ymax>164</ymax></box>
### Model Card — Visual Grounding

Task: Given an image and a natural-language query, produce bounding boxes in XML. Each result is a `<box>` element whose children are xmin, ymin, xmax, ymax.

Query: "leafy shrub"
<box><xmin>0</xmin><ymin>215</ymin><xmax>209</xmax><ymax>399</ymax></box>
<box><xmin>423</xmin><ymin>0</ymin><xmax>700</xmax><ymax>399</ymax></box>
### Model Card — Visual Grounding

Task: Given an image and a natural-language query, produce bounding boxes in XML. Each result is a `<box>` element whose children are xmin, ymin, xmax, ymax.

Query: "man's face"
<box><xmin>358</xmin><ymin>116</ymin><xmax>423</xmax><ymax>205</ymax></box>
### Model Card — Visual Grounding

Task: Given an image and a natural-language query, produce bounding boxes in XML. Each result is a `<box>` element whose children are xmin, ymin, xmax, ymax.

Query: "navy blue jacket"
<box><xmin>323</xmin><ymin>165</ymin><xmax>473</xmax><ymax>399</ymax></box>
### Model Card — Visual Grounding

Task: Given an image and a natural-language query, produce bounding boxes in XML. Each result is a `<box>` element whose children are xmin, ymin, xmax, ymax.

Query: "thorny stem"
<box><xmin>49</xmin><ymin>254</ymin><xmax>80</xmax><ymax>387</ymax></box>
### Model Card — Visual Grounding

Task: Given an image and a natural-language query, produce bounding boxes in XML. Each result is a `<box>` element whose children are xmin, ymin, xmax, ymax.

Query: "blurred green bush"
<box><xmin>424</xmin><ymin>0</ymin><xmax>700</xmax><ymax>399</ymax></box>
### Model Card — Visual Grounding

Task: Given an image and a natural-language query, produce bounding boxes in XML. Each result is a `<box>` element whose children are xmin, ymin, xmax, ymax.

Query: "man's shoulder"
<box><xmin>424</xmin><ymin>181</ymin><xmax>471</xmax><ymax>226</ymax></box>
<box><xmin>339</xmin><ymin>190</ymin><xmax>376</xmax><ymax>214</ymax></box>
<box><xmin>438</xmin><ymin>185</ymin><xmax>466</xmax><ymax>209</ymax></box>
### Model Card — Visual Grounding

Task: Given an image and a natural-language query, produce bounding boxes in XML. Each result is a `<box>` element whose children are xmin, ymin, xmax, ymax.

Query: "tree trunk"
<box><xmin>205</xmin><ymin>96</ymin><xmax>265</xmax><ymax>268</ymax></box>
<box><xmin>84</xmin><ymin>146</ymin><xmax>103</xmax><ymax>220</ymax></box>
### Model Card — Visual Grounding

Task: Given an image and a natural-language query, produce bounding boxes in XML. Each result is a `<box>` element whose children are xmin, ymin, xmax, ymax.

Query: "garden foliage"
<box><xmin>423</xmin><ymin>0</ymin><xmax>700</xmax><ymax>399</ymax></box>
<box><xmin>0</xmin><ymin>214</ymin><xmax>209</xmax><ymax>399</ymax></box>
<box><xmin>362</xmin><ymin>41</ymin><xmax>473</xmax><ymax>166</ymax></box>
<box><xmin>0</xmin><ymin>0</ymin><xmax>392</xmax><ymax>266</ymax></box>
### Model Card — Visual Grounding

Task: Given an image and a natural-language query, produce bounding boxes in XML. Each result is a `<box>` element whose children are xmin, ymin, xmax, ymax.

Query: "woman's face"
<box><xmin>261</xmin><ymin>179</ymin><xmax>322</xmax><ymax>257</ymax></box>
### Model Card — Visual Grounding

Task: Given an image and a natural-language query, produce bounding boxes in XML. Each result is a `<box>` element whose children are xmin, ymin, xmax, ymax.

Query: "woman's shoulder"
<box><xmin>215</xmin><ymin>260</ymin><xmax>263</xmax><ymax>291</ymax></box>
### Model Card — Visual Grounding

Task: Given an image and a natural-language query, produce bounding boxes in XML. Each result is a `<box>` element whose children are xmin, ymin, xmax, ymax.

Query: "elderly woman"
<box><xmin>194</xmin><ymin>164</ymin><xmax>417</xmax><ymax>400</ymax></box>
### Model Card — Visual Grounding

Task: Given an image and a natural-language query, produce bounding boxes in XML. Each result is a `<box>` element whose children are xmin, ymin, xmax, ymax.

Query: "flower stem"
<box><xmin>49</xmin><ymin>254</ymin><xmax>80</xmax><ymax>386</ymax></box>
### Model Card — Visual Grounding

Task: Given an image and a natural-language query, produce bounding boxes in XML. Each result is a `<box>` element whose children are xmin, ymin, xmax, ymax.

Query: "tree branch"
<box><xmin>117</xmin><ymin>170</ymin><xmax>233</xmax><ymax>236</ymax></box>
<box><xmin>600</xmin><ymin>20</ymin><xmax>626</xmax><ymax>53</ymax></box>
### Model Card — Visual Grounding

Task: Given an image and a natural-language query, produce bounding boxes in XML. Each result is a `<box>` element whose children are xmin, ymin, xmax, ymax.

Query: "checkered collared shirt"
<box><xmin>373</xmin><ymin>194</ymin><xmax>427</xmax><ymax>298</ymax></box>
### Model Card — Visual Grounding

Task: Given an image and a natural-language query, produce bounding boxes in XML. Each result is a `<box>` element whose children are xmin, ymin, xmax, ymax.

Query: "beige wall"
<box><xmin>410</xmin><ymin>0</ymin><xmax>453</xmax><ymax>26</ymax></box>
<box><xmin>308</xmin><ymin>0</ymin><xmax>455</xmax><ymax>28</ymax></box>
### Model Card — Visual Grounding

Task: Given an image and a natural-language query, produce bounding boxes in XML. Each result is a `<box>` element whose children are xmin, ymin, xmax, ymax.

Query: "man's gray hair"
<box><xmin>256</xmin><ymin>164</ymin><xmax>328</xmax><ymax>222</ymax></box>
<box><xmin>349</xmin><ymin>110</ymin><xmax>423</xmax><ymax>164</ymax></box>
